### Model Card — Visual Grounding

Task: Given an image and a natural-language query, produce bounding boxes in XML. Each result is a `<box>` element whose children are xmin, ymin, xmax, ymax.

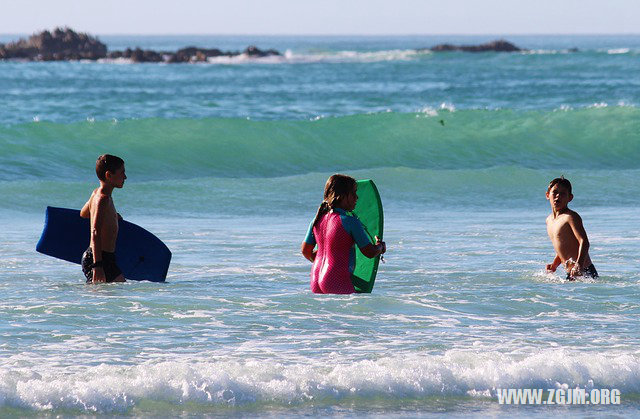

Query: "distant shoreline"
<box><xmin>0</xmin><ymin>27</ymin><xmax>571</xmax><ymax>63</ymax></box>
<box><xmin>0</xmin><ymin>28</ymin><xmax>281</xmax><ymax>63</ymax></box>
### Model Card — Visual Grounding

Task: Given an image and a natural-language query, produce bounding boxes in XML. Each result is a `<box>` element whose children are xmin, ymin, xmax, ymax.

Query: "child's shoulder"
<box><xmin>342</xmin><ymin>211</ymin><xmax>362</xmax><ymax>223</ymax></box>
<box><xmin>567</xmin><ymin>209</ymin><xmax>584</xmax><ymax>225</ymax></box>
<box><xmin>340</xmin><ymin>212</ymin><xmax>366</xmax><ymax>233</ymax></box>
<box><xmin>547</xmin><ymin>209</ymin><xmax>582</xmax><ymax>224</ymax></box>
<box><xmin>565</xmin><ymin>208</ymin><xmax>582</xmax><ymax>219</ymax></box>
<box><xmin>558</xmin><ymin>209</ymin><xmax>583</xmax><ymax>225</ymax></box>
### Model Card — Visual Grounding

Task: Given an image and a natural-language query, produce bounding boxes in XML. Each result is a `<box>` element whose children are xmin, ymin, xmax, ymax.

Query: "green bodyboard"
<box><xmin>350</xmin><ymin>179</ymin><xmax>383</xmax><ymax>293</ymax></box>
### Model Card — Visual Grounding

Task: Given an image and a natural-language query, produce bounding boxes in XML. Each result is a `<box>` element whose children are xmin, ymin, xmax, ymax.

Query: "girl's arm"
<box><xmin>301</xmin><ymin>242</ymin><xmax>316</xmax><ymax>263</ymax></box>
<box><xmin>360</xmin><ymin>236</ymin><xmax>386</xmax><ymax>259</ymax></box>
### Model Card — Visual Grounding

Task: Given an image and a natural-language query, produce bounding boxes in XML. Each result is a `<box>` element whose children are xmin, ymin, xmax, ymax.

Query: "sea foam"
<box><xmin>1</xmin><ymin>350</ymin><xmax>639</xmax><ymax>412</ymax></box>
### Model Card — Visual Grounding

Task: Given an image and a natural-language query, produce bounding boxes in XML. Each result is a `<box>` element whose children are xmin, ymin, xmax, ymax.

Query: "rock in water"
<box><xmin>0</xmin><ymin>27</ymin><xmax>282</xmax><ymax>63</ymax></box>
<box><xmin>0</xmin><ymin>27</ymin><xmax>107</xmax><ymax>60</ymax></box>
<box><xmin>428</xmin><ymin>40</ymin><xmax>523</xmax><ymax>53</ymax></box>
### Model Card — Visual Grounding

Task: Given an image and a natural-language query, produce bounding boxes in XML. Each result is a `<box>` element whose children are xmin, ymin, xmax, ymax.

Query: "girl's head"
<box><xmin>313</xmin><ymin>174</ymin><xmax>357</xmax><ymax>227</ymax></box>
<box><xmin>323</xmin><ymin>174</ymin><xmax>357</xmax><ymax>210</ymax></box>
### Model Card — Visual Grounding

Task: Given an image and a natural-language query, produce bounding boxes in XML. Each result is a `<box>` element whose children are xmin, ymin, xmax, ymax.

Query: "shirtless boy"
<box><xmin>545</xmin><ymin>177</ymin><xmax>598</xmax><ymax>280</ymax></box>
<box><xmin>80</xmin><ymin>154</ymin><xmax>127</xmax><ymax>283</ymax></box>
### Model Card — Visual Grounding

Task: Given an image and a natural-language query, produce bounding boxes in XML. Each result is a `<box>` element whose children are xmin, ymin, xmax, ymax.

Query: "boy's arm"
<box><xmin>80</xmin><ymin>191</ymin><xmax>93</xmax><ymax>218</ymax></box>
<box><xmin>90</xmin><ymin>195</ymin><xmax>109</xmax><ymax>282</ymax></box>
<box><xmin>546</xmin><ymin>254</ymin><xmax>562</xmax><ymax>272</ymax></box>
<box><xmin>568</xmin><ymin>213</ymin><xmax>590</xmax><ymax>272</ymax></box>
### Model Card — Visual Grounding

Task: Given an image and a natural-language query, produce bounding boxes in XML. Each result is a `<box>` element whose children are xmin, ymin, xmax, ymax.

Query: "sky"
<box><xmin>1</xmin><ymin>0</ymin><xmax>639</xmax><ymax>35</ymax></box>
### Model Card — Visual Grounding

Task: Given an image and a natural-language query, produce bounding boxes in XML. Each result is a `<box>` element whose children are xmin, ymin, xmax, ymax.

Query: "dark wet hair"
<box><xmin>312</xmin><ymin>174</ymin><xmax>357</xmax><ymax>227</ymax></box>
<box><xmin>547</xmin><ymin>176</ymin><xmax>572</xmax><ymax>194</ymax></box>
<box><xmin>96</xmin><ymin>154</ymin><xmax>124</xmax><ymax>182</ymax></box>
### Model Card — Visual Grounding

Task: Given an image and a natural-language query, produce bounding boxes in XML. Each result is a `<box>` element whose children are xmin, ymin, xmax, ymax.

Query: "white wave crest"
<box><xmin>418</xmin><ymin>106</ymin><xmax>439</xmax><ymax>117</ymax></box>
<box><xmin>418</xmin><ymin>102</ymin><xmax>456</xmax><ymax>117</ymax></box>
<box><xmin>99</xmin><ymin>49</ymin><xmax>428</xmax><ymax>65</ymax></box>
<box><xmin>521</xmin><ymin>49</ymin><xmax>574</xmax><ymax>55</ymax></box>
<box><xmin>607</xmin><ymin>48</ymin><xmax>630</xmax><ymax>55</ymax></box>
<box><xmin>588</xmin><ymin>102</ymin><xmax>609</xmax><ymax>108</ymax></box>
<box><xmin>1</xmin><ymin>349</ymin><xmax>639</xmax><ymax>412</ymax></box>
<box><xmin>262</xmin><ymin>49</ymin><xmax>427</xmax><ymax>64</ymax></box>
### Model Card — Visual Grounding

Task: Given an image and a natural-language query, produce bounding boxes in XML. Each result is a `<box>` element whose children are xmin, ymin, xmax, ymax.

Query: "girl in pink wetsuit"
<box><xmin>301</xmin><ymin>174</ymin><xmax>386</xmax><ymax>294</ymax></box>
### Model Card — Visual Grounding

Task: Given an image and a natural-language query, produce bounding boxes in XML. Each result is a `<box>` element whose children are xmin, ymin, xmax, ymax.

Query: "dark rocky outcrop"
<box><xmin>107</xmin><ymin>46</ymin><xmax>226</xmax><ymax>63</ymax></box>
<box><xmin>244</xmin><ymin>45</ymin><xmax>280</xmax><ymax>57</ymax></box>
<box><xmin>425</xmin><ymin>40</ymin><xmax>523</xmax><ymax>53</ymax></box>
<box><xmin>107</xmin><ymin>48</ymin><xmax>163</xmax><ymax>63</ymax></box>
<box><xmin>105</xmin><ymin>45</ymin><xmax>280</xmax><ymax>63</ymax></box>
<box><xmin>0</xmin><ymin>28</ymin><xmax>281</xmax><ymax>63</ymax></box>
<box><xmin>172</xmin><ymin>47</ymin><xmax>226</xmax><ymax>62</ymax></box>
<box><xmin>0</xmin><ymin>27</ymin><xmax>107</xmax><ymax>60</ymax></box>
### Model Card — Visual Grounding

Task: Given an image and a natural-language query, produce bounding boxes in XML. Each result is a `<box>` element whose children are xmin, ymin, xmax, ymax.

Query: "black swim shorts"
<box><xmin>81</xmin><ymin>247</ymin><xmax>123</xmax><ymax>283</ymax></box>
<box><xmin>567</xmin><ymin>263</ymin><xmax>599</xmax><ymax>280</ymax></box>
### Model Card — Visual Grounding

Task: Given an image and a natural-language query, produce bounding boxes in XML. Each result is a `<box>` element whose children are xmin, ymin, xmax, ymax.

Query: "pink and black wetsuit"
<box><xmin>304</xmin><ymin>208</ymin><xmax>372</xmax><ymax>294</ymax></box>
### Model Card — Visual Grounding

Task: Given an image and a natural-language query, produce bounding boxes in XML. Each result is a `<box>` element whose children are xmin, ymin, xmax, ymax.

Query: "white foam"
<box><xmin>2</xmin><ymin>349</ymin><xmax>639</xmax><ymax>412</ymax></box>
<box><xmin>439</xmin><ymin>102</ymin><xmax>456</xmax><ymax>112</ymax></box>
<box><xmin>521</xmin><ymin>49</ymin><xmax>572</xmax><ymax>55</ymax></box>
<box><xmin>206</xmin><ymin>53</ymin><xmax>287</xmax><ymax>65</ymax></box>
<box><xmin>607</xmin><ymin>48</ymin><xmax>630</xmax><ymax>54</ymax></box>
<box><xmin>99</xmin><ymin>49</ymin><xmax>427</xmax><ymax>65</ymax></box>
<box><xmin>169</xmin><ymin>309</ymin><xmax>214</xmax><ymax>319</ymax></box>
<box><xmin>554</xmin><ymin>104</ymin><xmax>573</xmax><ymax>112</ymax></box>
<box><xmin>418</xmin><ymin>106</ymin><xmax>439</xmax><ymax>117</ymax></box>
<box><xmin>97</xmin><ymin>57</ymin><xmax>134</xmax><ymax>64</ymax></box>
<box><xmin>617</xmin><ymin>100</ymin><xmax>636</xmax><ymax>108</ymax></box>
<box><xmin>588</xmin><ymin>102</ymin><xmax>609</xmax><ymax>108</ymax></box>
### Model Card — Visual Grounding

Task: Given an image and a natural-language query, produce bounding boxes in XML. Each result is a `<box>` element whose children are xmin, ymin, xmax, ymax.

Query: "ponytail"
<box><xmin>312</xmin><ymin>200</ymin><xmax>330</xmax><ymax>227</ymax></box>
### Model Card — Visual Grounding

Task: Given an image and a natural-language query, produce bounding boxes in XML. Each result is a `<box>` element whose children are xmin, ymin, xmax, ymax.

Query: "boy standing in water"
<box><xmin>545</xmin><ymin>177</ymin><xmax>598</xmax><ymax>280</ymax></box>
<box><xmin>80</xmin><ymin>154</ymin><xmax>127</xmax><ymax>283</ymax></box>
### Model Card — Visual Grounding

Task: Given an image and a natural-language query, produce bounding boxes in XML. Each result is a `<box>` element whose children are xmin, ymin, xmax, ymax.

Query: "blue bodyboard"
<box><xmin>36</xmin><ymin>206</ymin><xmax>171</xmax><ymax>282</ymax></box>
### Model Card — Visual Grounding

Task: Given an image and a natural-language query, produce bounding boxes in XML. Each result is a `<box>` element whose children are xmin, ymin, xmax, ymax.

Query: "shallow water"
<box><xmin>1</xmin><ymin>35</ymin><xmax>639</xmax><ymax>416</ymax></box>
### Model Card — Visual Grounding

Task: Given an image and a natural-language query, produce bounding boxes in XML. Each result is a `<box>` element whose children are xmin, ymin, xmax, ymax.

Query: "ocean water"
<box><xmin>1</xmin><ymin>35</ymin><xmax>639</xmax><ymax>417</ymax></box>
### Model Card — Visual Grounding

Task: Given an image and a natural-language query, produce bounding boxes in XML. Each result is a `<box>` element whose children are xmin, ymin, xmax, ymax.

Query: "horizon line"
<box><xmin>1</xmin><ymin>31</ymin><xmax>639</xmax><ymax>37</ymax></box>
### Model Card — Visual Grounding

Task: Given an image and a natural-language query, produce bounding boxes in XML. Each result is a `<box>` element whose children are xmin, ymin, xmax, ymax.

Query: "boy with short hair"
<box><xmin>80</xmin><ymin>154</ymin><xmax>127</xmax><ymax>283</ymax></box>
<box><xmin>545</xmin><ymin>176</ymin><xmax>598</xmax><ymax>280</ymax></box>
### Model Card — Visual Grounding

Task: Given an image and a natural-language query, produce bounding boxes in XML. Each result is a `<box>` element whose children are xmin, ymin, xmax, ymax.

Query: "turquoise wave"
<box><xmin>1</xmin><ymin>107</ymin><xmax>638</xmax><ymax>181</ymax></box>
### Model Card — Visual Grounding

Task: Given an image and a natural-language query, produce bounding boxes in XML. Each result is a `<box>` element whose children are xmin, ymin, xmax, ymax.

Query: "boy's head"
<box><xmin>96</xmin><ymin>154</ymin><xmax>126</xmax><ymax>187</ymax></box>
<box><xmin>546</xmin><ymin>176</ymin><xmax>573</xmax><ymax>211</ymax></box>
<box><xmin>547</xmin><ymin>176</ymin><xmax>572</xmax><ymax>195</ymax></box>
